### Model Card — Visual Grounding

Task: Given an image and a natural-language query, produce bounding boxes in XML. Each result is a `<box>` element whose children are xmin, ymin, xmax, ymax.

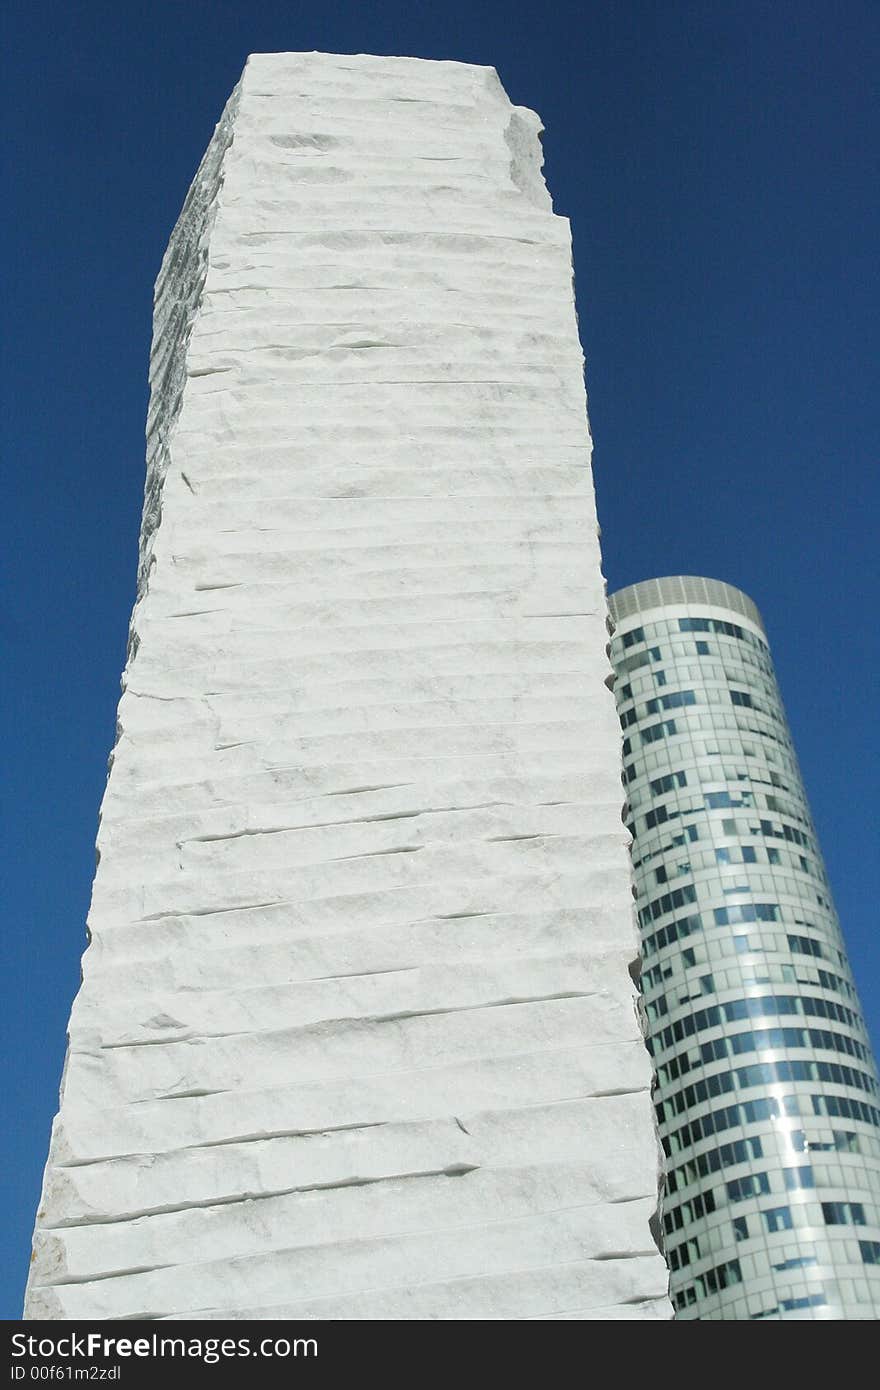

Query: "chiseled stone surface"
<box><xmin>26</xmin><ymin>53</ymin><xmax>670</xmax><ymax>1321</ymax></box>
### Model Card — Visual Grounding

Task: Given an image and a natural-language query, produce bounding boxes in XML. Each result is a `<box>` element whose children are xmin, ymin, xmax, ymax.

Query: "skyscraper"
<box><xmin>24</xmin><ymin>54</ymin><xmax>669</xmax><ymax>1321</ymax></box>
<box><xmin>608</xmin><ymin>575</ymin><xmax>880</xmax><ymax>1319</ymax></box>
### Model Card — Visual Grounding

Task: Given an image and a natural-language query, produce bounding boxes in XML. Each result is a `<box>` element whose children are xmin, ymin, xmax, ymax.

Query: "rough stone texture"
<box><xmin>26</xmin><ymin>53</ymin><xmax>670</xmax><ymax>1321</ymax></box>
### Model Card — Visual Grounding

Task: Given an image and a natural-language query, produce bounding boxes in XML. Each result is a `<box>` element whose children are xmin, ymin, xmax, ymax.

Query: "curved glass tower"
<box><xmin>608</xmin><ymin>575</ymin><xmax>880</xmax><ymax>1320</ymax></box>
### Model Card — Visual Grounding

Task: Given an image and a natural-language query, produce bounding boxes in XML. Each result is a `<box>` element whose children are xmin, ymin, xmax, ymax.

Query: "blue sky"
<box><xmin>2</xmin><ymin>0</ymin><xmax>877</xmax><ymax>1319</ymax></box>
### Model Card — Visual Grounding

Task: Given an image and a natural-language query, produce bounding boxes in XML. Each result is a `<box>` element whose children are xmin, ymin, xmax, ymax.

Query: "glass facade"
<box><xmin>608</xmin><ymin>576</ymin><xmax>880</xmax><ymax>1320</ymax></box>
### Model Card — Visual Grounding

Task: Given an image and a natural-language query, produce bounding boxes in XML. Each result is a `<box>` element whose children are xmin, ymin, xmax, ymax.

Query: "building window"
<box><xmin>705</xmin><ymin>790</ymin><xmax>753</xmax><ymax>809</ymax></box>
<box><xmin>773</xmin><ymin>1254</ymin><xmax>817</xmax><ymax>1271</ymax></box>
<box><xmin>788</xmin><ymin>934</ymin><xmax>824</xmax><ymax>959</ymax></box>
<box><xmin>650</xmin><ymin>770</ymin><xmax>687</xmax><ymax>795</ymax></box>
<box><xmin>834</xmin><ymin>1131</ymin><xmax>860</xmax><ymax>1154</ymax></box>
<box><xmin>727</xmin><ymin>1172</ymin><xmax>771</xmax><ymax>1202</ymax></box>
<box><xmin>784</xmin><ymin>1166</ymin><xmax>814</xmax><ymax>1190</ymax></box>
<box><xmin>780</xmin><ymin>1292</ymin><xmax>827</xmax><ymax>1311</ymax></box>
<box><xmin>696</xmin><ymin>1258</ymin><xmax>742</xmax><ymax>1298</ymax></box>
<box><xmin>763</xmin><ymin>1206</ymin><xmax>793</xmax><ymax>1233</ymax></box>
<box><xmin>641</xmin><ymin>719</ymin><xmax>677</xmax><ymax>745</ymax></box>
<box><xmin>714</xmin><ymin>903</ymin><xmax>779</xmax><ymax>925</ymax></box>
<box><xmin>822</xmin><ymin>1202</ymin><xmax>866</xmax><ymax>1226</ymax></box>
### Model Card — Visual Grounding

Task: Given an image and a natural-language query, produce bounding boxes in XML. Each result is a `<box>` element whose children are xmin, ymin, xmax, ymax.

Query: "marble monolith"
<box><xmin>26</xmin><ymin>52</ymin><xmax>670</xmax><ymax>1321</ymax></box>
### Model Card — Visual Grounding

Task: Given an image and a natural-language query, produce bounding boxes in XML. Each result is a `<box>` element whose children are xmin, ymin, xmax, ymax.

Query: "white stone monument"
<box><xmin>26</xmin><ymin>53</ymin><xmax>670</xmax><ymax>1321</ymax></box>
